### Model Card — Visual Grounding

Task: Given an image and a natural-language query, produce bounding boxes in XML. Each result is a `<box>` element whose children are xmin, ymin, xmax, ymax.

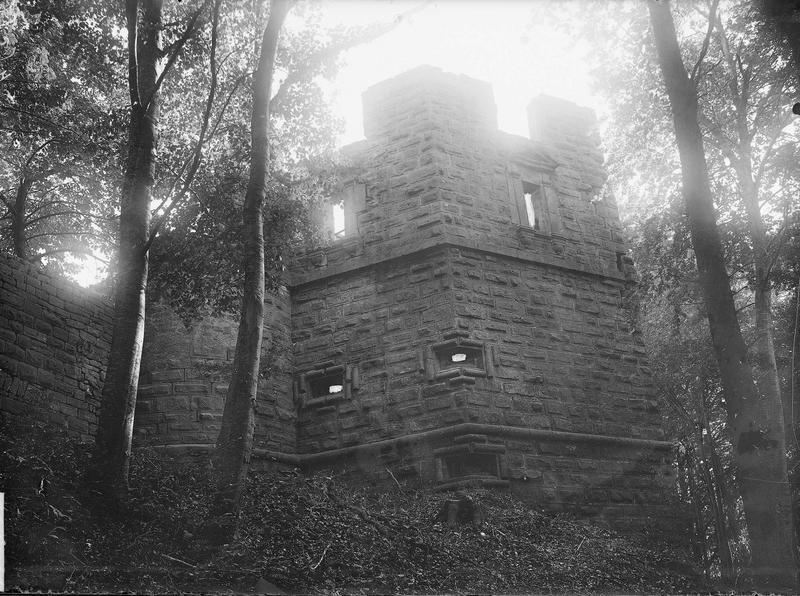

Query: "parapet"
<box><xmin>527</xmin><ymin>94</ymin><xmax>606</xmax><ymax>191</ymax></box>
<box><xmin>362</xmin><ymin>65</ymin><xmax>498</xmax><ymax>139</ymax></box>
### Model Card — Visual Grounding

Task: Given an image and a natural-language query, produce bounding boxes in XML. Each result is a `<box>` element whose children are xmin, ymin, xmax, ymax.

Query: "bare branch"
<box><xmin>147</xmin><ymin>0</ymin><xmax>227</xmax><ymax>250</ymax></box>
<box><xmin>690</xmin><ymin>0</ymin><xmax>720</xmax><ymax>84</ymax></box>
<box><xmin>145</xmin><ymin>0</ymin><xmax>212</xmax><ymax>112</ymax></box>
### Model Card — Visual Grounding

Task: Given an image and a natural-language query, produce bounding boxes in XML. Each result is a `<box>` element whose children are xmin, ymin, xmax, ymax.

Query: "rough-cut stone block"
<box><xmin>138</xmin><ymin>384</ymin><xmax>172</xmax><ymax>397</ymax></box>
<box><xmin>150</xmin><ymin>369</ymin><xmax>185</xmax><ymax>383</ymax></box>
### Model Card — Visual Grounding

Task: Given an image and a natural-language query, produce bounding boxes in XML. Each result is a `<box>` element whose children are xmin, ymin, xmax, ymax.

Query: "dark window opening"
<box><xmin>425</xmin><ymin>338</ymin><xmax>492</xmax><ymax>382</ymax></box>
<box><xmin>444</xmin><ymin>452</ymin><xmax>499</xmax><ymax>479</ymax></box>
<box><xmin>308</xmin><ymin>371</ymin><xmax>345</xmax><ymax>398</ymax></box>
<box><xmin>435</xmin><ymin>345</ymin><xmax>484</xmax><ymax>371</ymax></box>
<box><xmin>297</xmin><ymin>364</ymin><xmax>359</xmax><ymax>408</ymax></box>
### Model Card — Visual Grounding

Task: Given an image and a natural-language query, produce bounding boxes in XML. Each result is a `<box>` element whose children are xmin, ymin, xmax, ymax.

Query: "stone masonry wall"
<box><xmin>135</xmin><ymin>289</ymin><xmax>295</xmax><ymax>453</ymax></box>
<box><xmin>285</xmin><ymin>67</ymin><xmax>673</xmax><ymax>524</ymax></box>
<box><xmin>0</xmin><ymin>254</ymin><xmax>112</xmax><ymax>442</ymax></box>
<box><xmin>292</xmin><ymin>66</ymin><xmax>629</xmax><ymax>285</ymax></box>
<box><xmin>449</xmin><ymin>246</ymin><xmax>660</xmax><ymax>440</ymax></box>
<box><xmin>292</xmin><ymin>249</ymin><xmax>457</xmax><ymax>453</ymax></box>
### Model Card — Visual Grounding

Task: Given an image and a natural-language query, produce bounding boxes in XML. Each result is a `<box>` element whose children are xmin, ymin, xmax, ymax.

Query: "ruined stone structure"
<box><xmin>0</xmin><ymin>66</ymin><xmax>675</xmax><ymax>528</ymax></box>
<box><xmin>0</xmin><ymin>254</ymin><xmax>112</xmax><ymax>442</ymax></box>
<box><xmin>135</xmin><ymin>66</ymin><xmax>674</xmax><ymax>527</ymax></box>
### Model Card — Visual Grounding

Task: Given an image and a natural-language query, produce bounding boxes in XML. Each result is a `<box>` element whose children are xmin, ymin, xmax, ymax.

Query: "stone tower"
<box><xmin>135</xmin><ymin>66</ymin><xmax>674</xmax><ymax>528</ymax></box>
<box><xmin>286</xmin><ymin>66</ymin><xmax>672</xmax><ymax>524</ymax></box>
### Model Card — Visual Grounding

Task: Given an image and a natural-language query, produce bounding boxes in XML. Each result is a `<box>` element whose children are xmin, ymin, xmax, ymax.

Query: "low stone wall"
<box><xmin>0</xmin><ymin>255</ymin><xmax>112</xmax><ymax>442</ymax></box>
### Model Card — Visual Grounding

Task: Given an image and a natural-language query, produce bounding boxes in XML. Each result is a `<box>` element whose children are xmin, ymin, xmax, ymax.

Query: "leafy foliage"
<box><xmin>565</xmin><ymin>0</ymin><xmax>800</xmax><ymax>583</ymax></box>
<box><xmin>0</xmin><ymin>0</ymin><xmax>125</xmax><ymax>275</ymax></box>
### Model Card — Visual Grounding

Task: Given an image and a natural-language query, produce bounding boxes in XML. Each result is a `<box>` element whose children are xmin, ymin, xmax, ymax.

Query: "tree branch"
<box><xmin>33</xmin><ymin>247</ymin><xmax>109</xmax><ymax>264</ymax></box>
<box><xmin>145</xmin><ymin>0</ymin><xmax>212</xmax><ymax>112</ymax></box>
<box><xmin>0</xmin><ymin>104</ymin><xmax>86</xmax><ymax>138</ymax></box>
<box><xmin>754</xmin><ymin>119</ymin><xmax>792</xmax><ymax>190</ymax></box>
<box><xmin>690</xmin><ymin>0</ymin><xmax>720</xmax><ymax>84</ymax></box>
<box><xmin>126</xmin><ymin>0</ymin><xmax>141</xmax><ymax>108</ymax></box>
<box><xmin>24</xmin><ymin>210</ymin><xmax>109</xmax><ymax>227</ymax></box>
<box><xmin>146</xmin><ymin>0</ymin><xmax>223</xmax><ymax>251</ymax></box>
<box><xmin>23</xmin><ymin>139</ymin><xmax>56</xmax><ymax>175</ymax></box>
<box><xmin>26</xmin><ymin>230</ymin><xmax>103</xmax><ymax>240</ymax></box>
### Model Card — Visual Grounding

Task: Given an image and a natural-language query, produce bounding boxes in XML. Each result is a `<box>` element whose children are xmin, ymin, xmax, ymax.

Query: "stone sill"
<box><xmin>436</xmin><ymin>476</ymin><xmax>510</xmax><ymax>491</ymax></box>
<box><xmin>433</xmin><ymin>443</ymin><xmax>506</xmax><ymax>456</ymax></box>
<box><xmin>300</xmin><ymin>393</ymin><xmax>349</xmax><ymax>409</ymax></box>
<box><xmin>434</xmin><ymin>367</ymin><xmax>485</xmax><ymax>381</ymax></box>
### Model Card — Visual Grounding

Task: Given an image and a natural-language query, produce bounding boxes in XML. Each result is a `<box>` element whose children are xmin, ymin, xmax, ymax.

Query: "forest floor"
<box><xmin>3</xmin><ymin>421</ymin><xmax>706</xmax><ymax>595</ymax></box>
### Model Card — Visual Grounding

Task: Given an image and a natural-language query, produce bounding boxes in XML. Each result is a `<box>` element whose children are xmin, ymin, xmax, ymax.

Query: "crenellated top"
<box><xmin>362</xmin><ymin>65</ymin><xmax>498</xmax><ymax>140</ymax></box>
<box><xmin>288</xmin><ymin>67</ymin><xmax>631</xmax><ymax>286</ymax></box>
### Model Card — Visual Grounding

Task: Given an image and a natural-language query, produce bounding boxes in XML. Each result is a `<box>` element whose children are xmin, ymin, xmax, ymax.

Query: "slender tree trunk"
<box><xmin>687</xmin><ymin>445</ymin><xmax>711</xmax><ymax>579</ymax></box>
<box><xmin>89</xmin><ymin>0</ymin><xmax>160</xmax><ymax>502</ymax></box>
<box><xmin>11</xmin><ymin>175</ymin><xmax>32</xmax><ymax>260</ymax></box>
<box><xmin>696</xmin><ymin>424</ymin><xmax>734</xmax><ymax>582</ymax></box>
<box><xmin>209</xmin><ymin>0</ymin><xmax>290</xmax><ymax>541</ymax></box>
<box><xmin>648</xmin><ymin>1</ymin><xmax>798</xmax><ymax>589</ymax></box>
<box><xmin>735</xmin><ymin>135</ymin><xmax>785</xmax><ymax>462</ymax></box>
<box><xmin>707</xmin><ymin>435</ymin><xmax>739</xmax><ymax>539</ymax></box>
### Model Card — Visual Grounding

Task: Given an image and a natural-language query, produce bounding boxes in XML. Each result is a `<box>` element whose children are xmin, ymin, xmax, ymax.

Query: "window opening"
<box><xmin>435</xmin><ymin>345</ymin><xmax>483</xmax><ymax>372</ymax></box>
<box><xmin>444</xmin><ymin>452</ymin><xmax>499</xmax><ymax>479</ymax></box>
<box><xmin>332</xmin><ymin>202</ymin><xmax>345</xmax><ymax>238</ymax></box>
<box><xmin>616</xmin><ymin>252</ymin><xmax>625</xmax><ymax>272</ymax></box>
<box><xmin>309</xmin><ymin>371</ymin><xmax>345</xmax><ymax>398</ymax></box>
<box><xmin>522</xmin><ymin>181</ymin><xmax>542</xmax><ymax>229</ymax></box>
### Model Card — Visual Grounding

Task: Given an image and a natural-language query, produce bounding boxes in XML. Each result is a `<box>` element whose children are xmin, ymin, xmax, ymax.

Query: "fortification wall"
<box><xmin>0</xmin><ymin>254</ymin><xmax>112</xmax><ymax>442</ymax></box>
<box><xmin>135</xmin><ymin>290</ymin><xmax>296</xmax><ymax>453</ymax></box>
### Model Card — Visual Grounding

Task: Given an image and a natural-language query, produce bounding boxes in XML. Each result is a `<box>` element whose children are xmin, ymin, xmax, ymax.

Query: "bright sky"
<box><xmin>309</xmin><ymin>0</ymin><xmax>601</xmax><ymax>146</ymax></box>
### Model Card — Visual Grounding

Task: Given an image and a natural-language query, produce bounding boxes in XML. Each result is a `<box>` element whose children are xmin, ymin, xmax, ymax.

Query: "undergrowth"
<box><xmin>2</xmin><ymin>419</ymin><xmax>703</xmax><ymax>594</ymax></box>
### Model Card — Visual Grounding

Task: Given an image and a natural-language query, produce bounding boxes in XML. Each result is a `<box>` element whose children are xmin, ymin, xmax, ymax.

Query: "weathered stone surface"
<box><xmin>283</xmin><ymin>66</ymin><xmax>672</xmax><ymax>526</ymax></box>
<box><xmin>0</xmin><ymin>254</ymin><xmax>112</xmax><ymax>442</ymax></box>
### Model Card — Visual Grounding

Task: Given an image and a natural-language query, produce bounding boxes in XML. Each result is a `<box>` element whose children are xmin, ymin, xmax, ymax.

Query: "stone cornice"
<box><xmin>288</xmin><ymin>235</ymin><xmax>627</xmax><ymax>288</ymax></box>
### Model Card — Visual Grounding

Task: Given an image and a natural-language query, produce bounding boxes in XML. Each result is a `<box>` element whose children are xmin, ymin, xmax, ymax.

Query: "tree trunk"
<box><xmin>89</xmin><ymin>0</ymin><xmax>160</xmax><ymax>502</ymax></box>
<box><xmin>11</xmin><ymin>175</ymin><xmax>32</xmax><ymax>260</ymax></box>
<box><xmin>209</xmin><ymin>0</ymin><xmax>290</xmax><ymax>541</ymax></box>
<box><xmin>696</xmin><ymin>422</ymin><xmax>735</xmax><ymax>583</ymax></box>
<box><xmin>734</xmin><ymin>132</ymin><xmax>786</xmax><ymax>469</ymax></box>
<box><xmin>647</xmin><ymin>1</ymin><xmax>798</xmax><ymax>589</ymax></box>
<box><xmin>686</xmin><ymin>445</ymin><xmax>711</xmax><ymax>579</ymax></box>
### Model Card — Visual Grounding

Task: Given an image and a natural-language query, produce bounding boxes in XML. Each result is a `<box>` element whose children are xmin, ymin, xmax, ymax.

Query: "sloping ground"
<box><xmin>2</xmin><ymin>421</ymin><xmax>702</xmax><ymax>594</ymax></box>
